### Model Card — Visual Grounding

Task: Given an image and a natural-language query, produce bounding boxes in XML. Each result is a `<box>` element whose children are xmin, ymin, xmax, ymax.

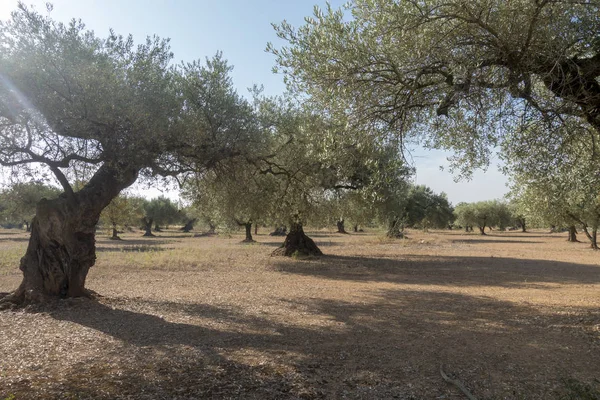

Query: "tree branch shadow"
<box><xmin>7</xmin><ymin>284</ymin><xmax>592</xmax><ymax>399</ymax></box>
<box><xmin>271</xmin><ymin>254</ymin><xmax>600</xmax><ymax>287</ymax></box>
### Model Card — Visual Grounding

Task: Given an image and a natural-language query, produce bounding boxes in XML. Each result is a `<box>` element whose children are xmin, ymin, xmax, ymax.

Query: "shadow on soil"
<box><xmin>259</xmin><ymin>240</ymin><xmax>340</xmax><ymax>248</ymax></box>
<box><xmin>96</xmin><ymin>239</ymin><xmax>171</xmax><ymax>247</ymax></box>
<box><xmin>271</xmin><ymin>254</ymin><xmax>600</xmax><ymax>288</ymax></box>
<box><xmin>0</xmin><ymin>237</ymin><xmax>30</xmax><ymax>243</ymax></box>
<box><xmin>95</xmin><ymin>245</ymin><xmax>169</xmax><ymax>253</ymax></box>
<box><xmin>4</xmin><ymin>249</ymin><xmax>600</xmax><ymax>399</ymax></box>
<box><xmin>450</xmin><ymin>239</ymin><xmax>543</xmax><ymax>244</ymax></box>
<box><xmin>29</xmin><ymin>283</ymin><xmax>600</xmax><ymax>400</ymax></box>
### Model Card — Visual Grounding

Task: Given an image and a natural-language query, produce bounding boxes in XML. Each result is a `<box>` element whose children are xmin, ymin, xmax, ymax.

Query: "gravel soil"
<box><xmin>0</xmin><ymin>228</ymin><xmax>599</xmax><ymax>399</ymax></box>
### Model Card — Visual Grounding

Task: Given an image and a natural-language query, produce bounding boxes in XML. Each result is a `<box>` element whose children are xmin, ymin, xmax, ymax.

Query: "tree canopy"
<box><xmin>0</xmin><ymin>182</ymin><xmax>60</xmax><ymax>229</ymax></box>
<box><xmin>270</xmin><ymin>0</ymin><xmax>600</xmax><ymax>177</ymax></box>
<box><xmin>0</xmin><ymin>4</ymin><xmax>266</xmax><ymax>305</ymax></box>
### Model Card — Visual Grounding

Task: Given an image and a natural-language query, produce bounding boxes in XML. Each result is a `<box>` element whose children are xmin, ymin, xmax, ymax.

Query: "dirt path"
<box><xmin>1</xmin><ymin>229</ymin><xmax>599</xmax><ymax>399</ymax></box>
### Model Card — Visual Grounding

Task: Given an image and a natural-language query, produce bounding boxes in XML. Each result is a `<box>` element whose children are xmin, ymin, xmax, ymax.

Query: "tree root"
<box><xmin>0</xmin><ymin>287</ymin><xmax>101</xmax><ymax>311</ymax></box>
<box><xmin>0</xmin><ymin>292</ymin><xmax>15</xmax><ymax>310</ymax></box>
<box><xmin>440</xmin><ymin>365</ymin><xmax>478</xmax><ymax>400</ymax></box>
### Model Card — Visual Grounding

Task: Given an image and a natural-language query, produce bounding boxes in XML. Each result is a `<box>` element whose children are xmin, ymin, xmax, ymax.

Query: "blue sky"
<box><xmin>0</xmin><ymin>0</ymin><xmax>509</xmax><ymax>204</ymax></box>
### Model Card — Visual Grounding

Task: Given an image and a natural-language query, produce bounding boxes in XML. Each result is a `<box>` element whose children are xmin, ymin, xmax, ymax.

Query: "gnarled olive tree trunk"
<box><xmin>336</xmin><ymin>219</ymin><xmax>348</xmax><ymax>234</ymax></box>
<box><xmin>142</xmin><ymin>218</ymin><xmax>155</xmax><ymax>237</ymax></box>
<box><xmin>567</xmin><ymin>225</ymin><xmax>579</xmax><ymax>242</ymax></box>
<box><xmin>241</xmin><ymin>222</ymin><xmax>254</xmax><ymax>242</ymax></box>
<box><xmin>180</xmin><ymin>218</ymin><xmax>197</xmax><ymax>233</ymax></box>
<box><xmin>0</xmin><ymin>164</ymin><xmax>137</xmax><ymax>307</ymax></box>
<box><xmin>110</xmin><ymin>224</ymin><xmax>122</xmax><ymax>241</ymax></box>
<box><xmin>272</xmin><ymin>222</ymin><xmax>322</xmax><ymax>257</ymax></box>
<box><xmin>386</xmin><ymin>218</ymin><xmax>404</xmax><ymax>238</ymax></box>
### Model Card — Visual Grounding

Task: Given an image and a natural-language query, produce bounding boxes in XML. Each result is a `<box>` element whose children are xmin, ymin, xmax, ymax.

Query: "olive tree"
<box><xmin>245</xmin><ymin>93</ymin><xmax>412</xmax><ymax>255</ymax></box>
<box><xmin>183</xmin><ymin>160</ymin><xmax>278</xmax><ymax>242</ymax></box>
<box><xmin>141</xmin><ymin>196</ymin><xmax>180</xmax><ymax>235</ymax></box>
<box><xmin>404</xmin><ymin>185</ymin><xmax>454</xmax><ymax>230</ymax></box>
<box><xmin>100</xmin><ymin>194</ymin><xmax>144</xmax><ymax>240</ymax></box>
<box><xmin>0</xmin><ymin>182</ymin><xmax>60</xmax><ymax>231</ymax></box>
<box><xmin>454</xmin><ymin>200</ymin><xmax>511</xmax><ymax>235</ymax></box>
<box><xmin>0</xmin><ymin>6</ymin><xmax>257</xmax><ymax>307</ymax></box>
<box><xmin>270</xmin><ymin>0</ymin><xmax>600</xmax><ymax>178</ymax></box>
<box><xmin>508</xmin><ymin>156</ymin><xmax>600</xmax><ymax>248</ymax></box>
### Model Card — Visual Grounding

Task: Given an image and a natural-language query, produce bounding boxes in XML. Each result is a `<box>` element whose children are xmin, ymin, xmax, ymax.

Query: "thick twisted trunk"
<box><xmin>1</xmin><ymin>163</ymin><xmax>138</xmax><ymax>308</ymax></box>
<box><xmin>272</xmin><ymin>222</ymin><xmax>322</xmax><ymax>257</ymax></box>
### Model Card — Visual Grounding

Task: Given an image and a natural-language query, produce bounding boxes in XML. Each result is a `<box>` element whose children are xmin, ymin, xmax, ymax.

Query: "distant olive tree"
<box><xmin>404</xmin><ymin>185</ymin><xmax>454</xmax><ymax>231</ymax></box>
<box><xmin>100</xmin><ymin>195</ymin><xmax>144</xmax><ymax>240</ymax></box>
<box><xmin>454</xmin><ymin>200</ymin><xmax>511</xmax><ymax>235</ymax></box>
<box><xmin>0</xmin><ymin>182</ymin><xmax>60</xmax><ymax>231</ymax></box>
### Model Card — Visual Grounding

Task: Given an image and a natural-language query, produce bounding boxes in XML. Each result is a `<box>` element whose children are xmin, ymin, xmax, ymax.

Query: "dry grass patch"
<box><xmin>1</xmin><ymin>228</ymin><xmax>599</xmax><ymax>399</ymax></box>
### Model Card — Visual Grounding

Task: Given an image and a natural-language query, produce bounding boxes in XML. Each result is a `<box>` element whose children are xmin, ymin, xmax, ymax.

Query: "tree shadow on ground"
<box><xmin>96</xmin><ymin>239</ymin><xmax>170</xmax><ymax>247</ymax></box>
<box><xmin>11</xmin><ymin>286</ymin><xmax>595</xmax><ymax>400</ymax></box>
<box><xmin>271</xmin><ymin>254</ymin><xmax>600</xmax><ymax>288</ymax></box>
<box><xmin>433</xmin><ymin>231</ymin><xmax>561</xmax><ymax>239</ymax></box>
<box><xmin>450</xmin><ymin>239</ymin><xmax>543</xmax><ymax>244</ymax></box>
<box><xmin>258</xmin><ymin>240</ymin><xmax>340</xmax><ymax>248</ymax></box>
<box><xmin>95</xmin><ymin>245</ymin><xmax>170</xmax><ymax>253</ymax></box>
<box><xmin>0</xmin><ymin>237</ymin><xmax>30</xmax><ymax>242</ymax></box>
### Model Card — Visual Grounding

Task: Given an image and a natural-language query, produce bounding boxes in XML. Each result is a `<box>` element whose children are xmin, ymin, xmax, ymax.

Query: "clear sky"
<box><xmin>0</xmin><ymin>0</ymin><xmax>509</xmax><ymax>205</ymax></box>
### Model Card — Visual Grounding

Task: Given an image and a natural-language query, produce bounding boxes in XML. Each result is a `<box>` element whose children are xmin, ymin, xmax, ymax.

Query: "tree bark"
<box><xmin>478</xmin><ymin>225</ymin><xmax>487</xmax><ymax>235</ymax></box>
<box><xmin>180</xmin><ymin>218</ymin><xmax>197</xmax><ymax>233</ymax></box>
<box><xmin>24</xmin><ymin>220</ymin><xmax>31</xmax><ymax>232</ymax></box>
<box><xmin>142</xmin><ymin>218</ymin><xmax>155</xmax><ymax>237</ymax></box>
<box><xmin>520</xmin><ymin>218</ymin><xmax>526</xmax><ymax>233</ymax></box>
<box><xmin>272</xmin><ymin>222</ymin><xmax>322</xmax><ymax>257</ymax></box>
<box><xmin>1</xmin><ymin>163</ymin><xmax>138</xmax><ymax>308</ymax></box>
<box><xmin>242</xmin><ymin>222</ymin><xmax>254</xmax><ymax>243</ymax></box>
<box><xmin>337</xmin><ymin>219</ymin><xmax>348</xmax><ymax>234</ymax></box>
<box><xmin>254</xmin><ymin>224</ymin><xmax>258</xmax><ymax>235</ymax></box>
<box><xmin>207</xmin><ymin>223</ymin><xmax>216</xmax><ymax>235</ymax></box>
<box><xmin>567</xmin><ymin>225</ymin><xmax>579</xmax><ymax>242</ymax></box>
<box><xmin>269</xmin><ymin>226</ymin><xmax>287</xmax><ymax>236</ymax></box>
<box><xmin>386</xmin><ymin>218</ymin><xmax>404</xmax><ymax>238</ymax></box>
<box><xmin>154</xmin><ymin>223</ymin><xmax>162</xmax><ymax>232</ymax></box>
<box><xmin>353</xmin><ymin>224</ymin><xmax>358</xmax><ymax>233</ymax></box>
<box><xmin>110</xmin><ymin>224</ymin><xmax>122</xmax><ymax>241</ymax></box>
<box><xmin>581</xmin><ymin>225</ymin><xmax>599</xmax><ymax>250</ymax></box>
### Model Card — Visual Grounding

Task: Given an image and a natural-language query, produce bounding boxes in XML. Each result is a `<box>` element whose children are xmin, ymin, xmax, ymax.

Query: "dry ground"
<box><xmin>0</xmin><ymin>227</ymin><xmax>599</xmax><ymax>399</ymax></box>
